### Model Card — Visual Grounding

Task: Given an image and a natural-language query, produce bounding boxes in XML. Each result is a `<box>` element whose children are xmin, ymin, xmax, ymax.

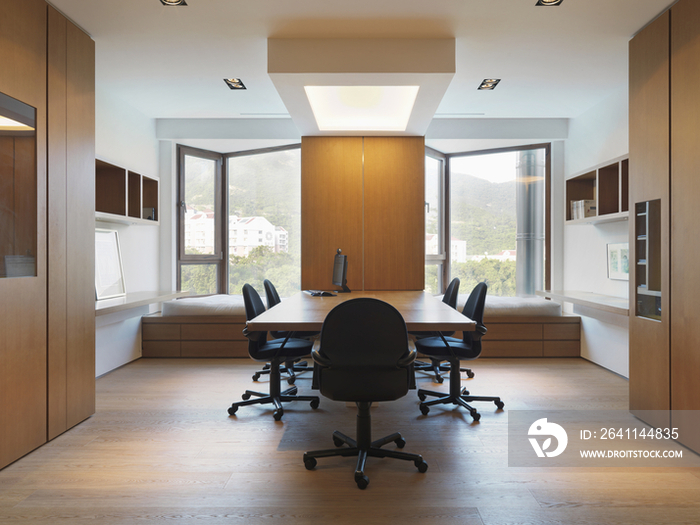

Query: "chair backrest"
<box><xmin>263</xmin><ymin>279</ymin><xmax>282</xmax><ymax>310</ymax></box>
<box><xmin>317</xmin><ymin>298</ymin><xmax>412</xmax><ymax>402</ymax></box>
<box><xmin>442</xmin><ymin>277</ymin><xmax>460</xmax><ymax>308</ymax></box>
<box><xmin>460</xmin><ymin>282</ymin><xmax>488</xmax><ymax>351</ymax></box>
<box><xmin>242</xmin><ymin>283</ymin><xmax>269</xmax><ymax>354</ymax></box>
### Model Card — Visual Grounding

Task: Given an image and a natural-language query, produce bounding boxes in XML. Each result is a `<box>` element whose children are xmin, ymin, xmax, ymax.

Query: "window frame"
<box><xmin>424</xmin><ymin>146</ymin><xmax>447</xmax><ymax>294</ymax></box>
<box><xmin>440</xmin><ymin>142</ymin><xmax>552</xmax><ymax>293</ymax></box>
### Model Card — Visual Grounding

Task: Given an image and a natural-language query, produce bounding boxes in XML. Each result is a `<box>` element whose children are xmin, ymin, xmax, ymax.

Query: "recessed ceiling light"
<box><xmin>536</xmin><ymin>0</ymin><xmax>563</xmax><ymax>5</ymax></box>
<box><xmin>0</xmin><ymin>116</ymin><xmax>34</xmax><ymax>131</ymax></box>
<box><xmin>224</xmin><ymin>78</ymin><xmax>246</xmax><ymax>90</ymax></box>
<box><xmin>160</xmin><ymin>0</ymin><xmax>187</xmax><ymax>6</ymax></box>
<box><xmin>304</xmin><ymin>86</ymin><xmax>419</xmax><ymax>132</ymax></box>
<box><xmin>478</xmin><ymin>79</ymin><xmax>501</xmax><ymax>90</ymax></box>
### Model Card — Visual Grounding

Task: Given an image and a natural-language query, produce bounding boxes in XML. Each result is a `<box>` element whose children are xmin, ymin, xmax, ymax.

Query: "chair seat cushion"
<box><xmin>319</xmin><ymin>368</ymin><xmax>409</xmax><ymax>402</ymax></box>
<box><xmin>251</xmin><ymin>337</ymin><xmax>313</xmax><ymax>362</ymax></box>
<box><xmin>414</xmin><ymin>336</ymin><xmax>479</xmax><ymax>360</ymax></box>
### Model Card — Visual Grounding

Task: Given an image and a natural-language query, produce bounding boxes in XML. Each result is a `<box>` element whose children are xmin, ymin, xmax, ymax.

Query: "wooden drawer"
<box><xmin>181</xmin><ymin>341</ymin><xmax>249</xmax><ymax>358</ymax></box>
<box><xmin>142</xmin><ymin>324</ymin><xmax>180</xmax><ymax>341</ymax></box>
<box><xmin>543</xmin><ymin>323</ymin><xmax>580</xmax><ymax>340</ymax></box>
<box><xmin>481</xmin><ymin>341</ymin><xmax>543</xmax><ymax>357</ymax></box>
<box><xmin>544</xmin><ymin>340</ymin><xmax>580</xmax><ymax>357</ymax></box>
<box><xmin>142</xmin><ymin>341</ymin><xmax>181</xmax><ymax>357</ymax></box>
<box><xmin>181</xmin><ymin>323</ymin><xmax>246</xmax><ymax>341</ymax></box>
<box><xmin>484</xmin><ymin>323</ymin><xmax>543</xmax><ymax>341</ymax></box>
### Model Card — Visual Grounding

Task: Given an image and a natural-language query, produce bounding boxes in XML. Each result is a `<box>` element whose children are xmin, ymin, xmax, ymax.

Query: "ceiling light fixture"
<box><xmin>224</xmin><ymin>78</ymin><xmax>246</xmax><ymax>90</ymax></box>
<box><xmin>478</xmin><ymin>79</ymin><xmax>501</xmax><ymax>90</ymax></box>
<box><xmin>304</xmin><ymin>85</ymin><xmax>419</xmax><ymax>132</ymax></box>
<box><xmin>536</xmin><ymin>0</ymin><xmax>563</xmax><ymax>5</ymax></box>
<box><xmin>160</xmin><ymin>0</ymin><xmax>187</xmax><ymax>6</ymax></box>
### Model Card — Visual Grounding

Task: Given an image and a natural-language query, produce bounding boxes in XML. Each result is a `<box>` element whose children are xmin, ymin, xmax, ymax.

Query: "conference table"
<box><xmin>246</xmin><ymin>290</ymin><xmax>476</xmax><ymax>333</ymax></box>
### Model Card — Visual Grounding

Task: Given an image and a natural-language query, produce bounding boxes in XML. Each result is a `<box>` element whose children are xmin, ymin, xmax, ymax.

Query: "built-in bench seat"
<box><xmin>141</xmin><ymin>294</ymin><xmax>580</xmax><ymax>359</ymax></box>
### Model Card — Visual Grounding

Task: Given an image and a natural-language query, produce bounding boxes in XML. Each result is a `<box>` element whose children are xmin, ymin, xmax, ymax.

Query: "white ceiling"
<box><xmin>48</xmin><ymin>0</ymin><xmax>674</xmax><ymax>151</ymax></box>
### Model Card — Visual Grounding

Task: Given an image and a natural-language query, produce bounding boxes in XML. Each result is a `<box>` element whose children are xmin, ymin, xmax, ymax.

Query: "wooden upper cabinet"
<box><xmin>363</xmin><ymin>137</ymin><xmax>424</xmax><ymax>291</ymax></box>
<box><xmin>301</xmin><ymin>136</ymin><xmax>425</xmax><ymax>292</ymax></box>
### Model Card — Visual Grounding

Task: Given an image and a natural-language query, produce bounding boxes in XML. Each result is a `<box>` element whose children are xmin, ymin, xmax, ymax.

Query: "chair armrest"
<box><xmin>311</xmin><ymin>348</ymin><xmax>332</xmax><ymax>368</ymax></box>
<box><xmin>397</xmin><ymin>348</ymin><xmax>417</xmax><ymax>368</ymax></box>
<box><xmin>242</xmin><ymin>326</ymin><xmax>260</xmax><ymax>341</ymax></box>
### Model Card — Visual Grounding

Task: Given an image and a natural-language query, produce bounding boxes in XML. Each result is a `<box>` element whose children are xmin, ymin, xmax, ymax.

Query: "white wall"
<box><xmin>563</xmin><ymin>86</ymin><xmax>630</xmax><ymax>377</ymax></box>
<box><xmin>95</xmin><ymin>88</ymin><xmax>160</xmax><ymax>376</ymax></box>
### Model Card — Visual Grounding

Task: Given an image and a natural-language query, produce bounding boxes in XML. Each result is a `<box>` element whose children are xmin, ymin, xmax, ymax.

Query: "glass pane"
<box><xmin>183</xmin><ymin>155</ymin><xmax>217</xmax><ymax>255</ymax></box>
<box><xmin>424</xmin><ymin>264</ymin><xmax>440</xmax><ymax>295</ymax></box>
<box><xmin>0</xmin><ymin>91</ymin><xmax>37</xmax><ymax>278</ymax></box>
<box><xmin>450</xmin><ymin>151</ymin><xmax>518</xmax><ymax>297</ymax></box>
<box><xmin>425</xmin><ymin>156</ymin><xmax>441</xmax><ymax>256</ymax></box>
<box><xmin>180</xmin><ymin>264</ymin><xmax>218</xmax><ymax>295</ymax></box>
<box><xmin>228</xmin><ymin>148</ymin><xmax>301</xmax><ymax>297</ymax></box>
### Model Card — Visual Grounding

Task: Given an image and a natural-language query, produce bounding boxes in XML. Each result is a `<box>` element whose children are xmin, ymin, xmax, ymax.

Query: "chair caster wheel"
<box><xmin>241</xmin><ymin>393</ymin><xmax>251</xmax><ymax>400</ymax></box>
<box><xmin>310</xmin><ymin>398</ymin><xmax>320</xmax><ymax>409</ymax></box>
<box><xmin>303</xmin><ymin>455</ymin><xmax>317</xmax><ymax>470</ymax></box>
<box><xmin>496</xmin><ymin>401</ymin><xmax>505</xmax><ymax>409</ymax></box>
<box><xmin>419</xmin><ymin>404</ymin><xmax>430</xmax><ymax>416</ymax></box>
<box><xmin>460</xmin><ymin>387</ymin><xmax>470</xmax><ymax>395</ymax></box>
<box><xmin>395</xmin><ymin>437</ymin><xmax>406</xmax><ymax>448</ymax></box>
<box><xmin>418</xmin><ymin>392</ymin><xmax>426</xmax><ymax>401</ymax></box>
<box><xmin>415</xmin><ymin>459</ymin><xmax>428</xmax><ymax>473</ymax></box>
<box><xmin>228</xmin><ymin>406</ymin><xmax>237</xmax><ymax>415</ymax></box>
<box><xmin>252</xmin><ymin>373</ymin><xmax>260</xmax><ymax>382</ymax></box>
<box><xmin>333</xmin><ymin>436</ymin><xmax>344</xmax><ymax>447</ymax></box>
<box><xmin>273</xmin><ymin>409</ymin><xmax>284</xmax><ymax>421</ymax></box>
<box><xmin>435</xmin><ymin>376</ymin><xmax>444</xmax><ymax>384</ymax></box>
<box><xmin>355</xmin><ymin>475</ymin><xmax>369</xmax><ymax>490</ymax></box>
<box><xmin>470</xmin><ymin>409</ymin><xmax>481</xmax><ymax>421</ymax></box>
<box><xmin>467</xmin><ymin>371</ymin><xmax>475</xmax><ymax>378</ymax></box>
<box><xmin>287</xmin><ymin>377</ymin><xmax>296</xmax><ymax>385</ymax></box>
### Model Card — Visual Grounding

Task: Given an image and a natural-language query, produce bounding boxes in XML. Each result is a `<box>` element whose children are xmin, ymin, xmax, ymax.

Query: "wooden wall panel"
<box><xmin>671</xmin><ymin>0</ymin><xmax>700</xmax><ymax>453</ymax></box>
<box><xmin>0</xmin><ymin>137</ymin><xmax>16</xmax><ymax>276</ymax></box>
<box><xmin>301</xmin><ymin>137</ymin><xmax>364</xmax><ymax>291</ymax></box>
<box><xmin>628</xmin><ymin>11</ymin><xmax>671</xmax><ymax>425</ymax></box>
<box><xmin>65</xmin><ymin>17</ymin><xmax>96</xmax><ymax>429</ymax></box>
<box><xmin>47</xmin><ymin>6</ymin><xmax>68</xmax><ymax>439</ymax></box>
<box><xmin>0</xmin><ymin>0</ymin><xmax>48</xmax><ymax>469</ymax></box>
<box><xmin>363</xmin><ymin>137</ymin><xmax>424</xmax><ymax>290</ymax></box>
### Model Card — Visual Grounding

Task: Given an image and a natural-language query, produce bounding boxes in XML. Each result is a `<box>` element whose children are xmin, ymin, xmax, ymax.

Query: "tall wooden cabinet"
<box><xmin>301</xmin><ymin>136</ymin><xmax>425</xmax><ymax>292</ymax></box>
<box><xmin>629</xmin><ymin>0</ymin><xmax>700</xmax><ymax>452</ymax></box>
<box><xmin>0</xmin><ymin>1</ymin><xmax>95</xmax><ymax>469</ymax></box>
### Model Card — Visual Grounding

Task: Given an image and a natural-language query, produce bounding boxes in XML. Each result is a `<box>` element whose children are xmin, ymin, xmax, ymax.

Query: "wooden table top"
<box><xmin>246</xmin><ymin>290</ymin><xmax>476</xmax><ymax>332</ymax></box>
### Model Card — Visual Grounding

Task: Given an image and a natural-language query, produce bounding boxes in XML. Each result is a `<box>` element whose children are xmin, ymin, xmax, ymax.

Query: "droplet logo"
<box><xmin>528</xmin><ymin>418</ymin><xmax>568</xmax><ymax>458</ymax></box>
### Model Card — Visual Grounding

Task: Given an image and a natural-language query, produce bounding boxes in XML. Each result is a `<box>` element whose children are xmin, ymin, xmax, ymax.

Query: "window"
<box><xmin>424</xmin><ymin>148</ymin><xmax>446</xmax><ymax>294</ymax></box>
<box><xmin>177</xmin><ymin>144</ymin><xmax>301</xmax><ymax>296</ymax></box>
<box><xmin>446</xmin><ymin>145</ymin><xmax>550</xmax><ymax>296</ymax></box>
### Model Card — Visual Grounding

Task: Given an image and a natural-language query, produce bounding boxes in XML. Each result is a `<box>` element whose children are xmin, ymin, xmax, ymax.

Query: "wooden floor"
<box><xmin>1</xmin><ymin>358</ymin><xmax>700</xmax><ymax>524</ymax></box>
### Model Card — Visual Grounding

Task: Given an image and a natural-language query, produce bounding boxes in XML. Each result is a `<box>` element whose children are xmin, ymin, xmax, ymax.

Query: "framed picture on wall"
<box><xmin>607</xmin><ymin>243</ymin><xmax>629</xmax><ymax>281</ymax></box>
<box><xmin>95</xmin><ymin>229</ymin><xmax>126</xmax><ymax>300</ymax></box>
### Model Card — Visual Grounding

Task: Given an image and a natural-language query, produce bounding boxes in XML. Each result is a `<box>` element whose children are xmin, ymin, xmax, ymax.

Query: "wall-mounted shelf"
<box><xmin>566</xmin><ymin>155</ymin><xmax>629</xmax><ymax>225</ymax></box>
<box><xmin>95</xmin><ymin>159</ymin><xmax>159</xmax><ymax>225</ymax></box>
<box><xmin>635</xmin><ymin>200</ymin><xmax>661</xmax><ymax>320</ymax></box>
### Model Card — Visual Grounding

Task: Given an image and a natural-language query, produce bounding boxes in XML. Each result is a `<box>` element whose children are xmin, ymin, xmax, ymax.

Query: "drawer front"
<box><xmin>543</xmin><ymin>323</ymin><xmax>580</xmax><ymax>340</ymax></box>
<box><xmin>481</xmin><ymin>340</ymin><xmax>543</xmax><ymax>357</ymax></box>
<box><xmin>142</xmin><ymin>324</ymin><xmax>180</xmax><ymax>341</ymax></box>
<box><xmin>544</xmin><ymin>340</ymin><xmax>580</xmax><ymax>357</ymax></box>
<box><xmin>181</xmin><ymin>324</ymin><xmax>246</xmax><ymax>341</ymax></box>
<box><xmin>484</xmin><ymin>323</ymin><xmax>543</xmax><ymax>341</ymax></box>
<box><xmin>181</xmin><ymin>340</ymin><xmax>249</xmax><ymax>358</ymax></box>
<box><xmin>142</xmin><ymin>341</ymin><xmax>181</xmax><ymax>357</ymax></box>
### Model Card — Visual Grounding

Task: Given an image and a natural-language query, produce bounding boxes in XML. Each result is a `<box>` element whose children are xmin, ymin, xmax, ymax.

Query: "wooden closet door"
<box><xmin>671</xmin><ymin>0</ymin><xmax>700</xmax><ymax>453</ymax></box>
<box><xmin>0</xmin><ymin>0</ymin><xmax>48</xmax><ymax>469</ymax></box>
<box><xmin>363</xmin><ymin>137</ymin><xmax>424</xmax><ymax>291</ymax></box>
<box><xmin>628</xmin><ymin>12</ymin><xmax>670</xmax><ymax>426</ymax></box>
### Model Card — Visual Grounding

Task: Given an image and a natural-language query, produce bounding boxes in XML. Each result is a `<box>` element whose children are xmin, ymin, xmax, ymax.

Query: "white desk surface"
<box><xmin>536</xmin><ymin>290</ymin><xmax>629</xmax><ymax>316</ymax></box>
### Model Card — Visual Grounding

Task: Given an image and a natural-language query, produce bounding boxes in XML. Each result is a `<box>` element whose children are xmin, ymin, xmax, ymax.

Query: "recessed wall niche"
<box><xmin>0</xmin><ymin>91</ymin><xmax>37</xmax><ymax>278</ymax></box>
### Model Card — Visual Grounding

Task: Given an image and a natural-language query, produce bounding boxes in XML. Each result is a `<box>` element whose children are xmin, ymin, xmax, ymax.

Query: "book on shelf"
<box><xmin>570</xmin><ymin>199</ymin><xmax>597</xmax><ymax>220</ymax></box>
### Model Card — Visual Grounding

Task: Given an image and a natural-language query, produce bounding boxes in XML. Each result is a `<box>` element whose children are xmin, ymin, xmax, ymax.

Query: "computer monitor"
<box><xmin>332</xmin><ymin>249</ymin><xmax>350</xmax><ymax>293</ymax></box>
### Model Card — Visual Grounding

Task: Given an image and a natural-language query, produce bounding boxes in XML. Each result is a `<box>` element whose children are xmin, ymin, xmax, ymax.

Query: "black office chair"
<box><xmin>303</xmin><ymin>298</ymin><xmax>428</xmax><ymax>490</ymax></box>
<box><xmin>246</xmin><ymin>279</ymin><xmax>317</xmax><ymax>385</ymax></box>
<box><xmin>411</xmin><ymin>278</ymin><xmax>474</xmax><ymax>383</ymax></box>
<box><xmin>228</xmin><ymin>284</ymin><xmax>320</xmax><ymax>421</ymax></box>
<box><xmin>414</xmin><ymin>282</ymin><xmax>504</xmax><ymax>421</ymax></box>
